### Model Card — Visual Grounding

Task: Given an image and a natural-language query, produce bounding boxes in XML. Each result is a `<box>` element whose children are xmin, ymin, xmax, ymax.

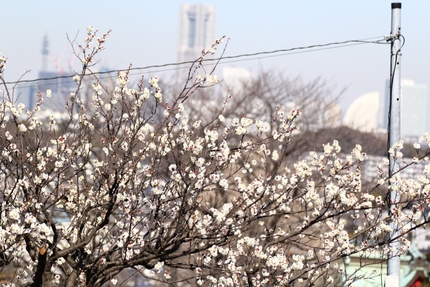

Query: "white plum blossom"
<box><xmin>18</xmin><ymin>124</ymin><xmax>27</xmax><ymax>132</ymax></box>
<box><xmin>203</xmin><ymin>74</ymin><xmax>218</xmax><ymax>86</ymax></box>
<box><xmin>92</xmin><ymin>82</ymin><xmax>102</xmax><ymax>95</ymax></box>
<box><xmin>148</xmin><ymin>76</ymin><xmax>159</xmax><ymax>89</ymax></box>
<box><xmin>240</xmin><ymin>116</ymin><xmax>253</xmax><ymax>127</ymax></box>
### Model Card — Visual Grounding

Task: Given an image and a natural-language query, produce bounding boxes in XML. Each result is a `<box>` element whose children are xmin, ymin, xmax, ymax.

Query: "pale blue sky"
<box><xmin>1</xmin><ymin>1</ymin><xmax>429</xmax><ymax>113</ymax></box>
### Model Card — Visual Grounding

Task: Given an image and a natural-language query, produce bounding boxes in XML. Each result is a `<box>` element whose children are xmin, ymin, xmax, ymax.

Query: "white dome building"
<box><xmin>343</xmin><ymin>92</ymin><xmax>379</xmax><ymax>132</ymax></box>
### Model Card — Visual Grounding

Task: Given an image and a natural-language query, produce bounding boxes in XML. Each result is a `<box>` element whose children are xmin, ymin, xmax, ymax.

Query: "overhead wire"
<box><xmin>3</xmin><ymin>36</ymin><xmax>390</xmax><ymax>88</ymax></box>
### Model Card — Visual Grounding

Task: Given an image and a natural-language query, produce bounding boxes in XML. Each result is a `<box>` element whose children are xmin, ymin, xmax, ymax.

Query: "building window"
<box><xmin>188</xmin><ymin>13</ymin><xmax>196</xmax><ymax>48</ymax></box>
<box><xmin>203</xmin><ymin>13</ymin><xmax>210</xmax><ymax>47</ymax></box>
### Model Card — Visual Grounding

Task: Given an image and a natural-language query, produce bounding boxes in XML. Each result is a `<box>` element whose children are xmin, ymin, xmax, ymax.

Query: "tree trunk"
<box><xmin>65</xmin><ymin>270</ymin><xmax>78</xmax><ymax>287</ymax></box>
<box><xmin>30</xmin><ymin>247</ymin><xmax>48</xmax><ymax>287</ymax></box>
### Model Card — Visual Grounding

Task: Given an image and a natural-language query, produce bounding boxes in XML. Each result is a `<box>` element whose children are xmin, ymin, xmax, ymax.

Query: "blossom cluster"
<box><xmin>0</xmin><ymin>30</ymin><xmax>430</xmax><ymax>287</ymax></box>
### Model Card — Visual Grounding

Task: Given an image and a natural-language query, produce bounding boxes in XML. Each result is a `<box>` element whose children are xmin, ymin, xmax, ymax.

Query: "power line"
<box><xmin>4</xmin><ymin>36</ymin><xmax>389</xmax><ymax>86</ymax></box>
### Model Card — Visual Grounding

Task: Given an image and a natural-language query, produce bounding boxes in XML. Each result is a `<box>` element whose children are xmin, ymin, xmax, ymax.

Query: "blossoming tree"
<box><xmin>0</xmin><ymin>27</ymin><xmax>430</xmax><ymax>287</ymax></box>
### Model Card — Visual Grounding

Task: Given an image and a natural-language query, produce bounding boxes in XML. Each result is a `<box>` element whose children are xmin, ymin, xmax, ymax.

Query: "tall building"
<box><xmin>41</xmin><ymin>34</ymin><xmax>49</xmax><ymax>72</ymax></box>
<box><xmin>382</xmin><ymin>79</ymin><xmax>428</xmax><ymax>138</ymax></box>
<box><xmin>177</xmin><ymin>4</ymin><xmax>216</xmax><ymax>83</ymax></box>
<box><xmin>25</xmin><ymin>35</ymin><xmax>75</xmax><ymax>110</ymax></box>
<box><xmin>400</xmin><ymin>80</ymin><xmax>427</xmax><ymax>138</ymax></box>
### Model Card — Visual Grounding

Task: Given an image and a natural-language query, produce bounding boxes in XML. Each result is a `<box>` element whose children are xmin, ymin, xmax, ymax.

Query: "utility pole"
<box><xmin>387</xmin><ymin>3</ymin><xmax>402</xmax><ymax>287</ymax></box>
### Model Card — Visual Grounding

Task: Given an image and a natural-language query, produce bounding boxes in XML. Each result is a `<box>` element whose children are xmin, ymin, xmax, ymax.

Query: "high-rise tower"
<box><xmin>41</xmin><ymin>34</ymin><xmax>49</xmax><ymax>71</ymax></box>
<box><xmin>27</xmin><ymin>35</ymin><xmax>50</xmax><ymax>109</ymax></box>
<box><xmin>382</xmin><ymin>79</ymin><xmax>428</xmax><ymax>139</ymax></box>
<box><xmin>33</xmin><ymin>34</ymin><xmax>75</xmax><ymax>110</ymax></box>
<box><xmin>177</xmin><ymin>4</ymin><xmax>216</xmax><ymax>83</ymax></box>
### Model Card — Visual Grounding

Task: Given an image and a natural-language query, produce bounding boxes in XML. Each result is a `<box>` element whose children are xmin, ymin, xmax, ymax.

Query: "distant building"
<box><xmin>16</xmin><ymin>35</ymin><xmax>75</xmax><ymax>110</ymax></box>
<box><xmin>361</xmin><ymin>154</ymin><xmax>427</xmax><ymax>183</ymax></box>
<box><xmin>413</xmin><ymin>228</ymin><xmax>430</xmax><ymax>251</ymax></box>
<box><xmin>37</xmin><ymin>71</ymin><xmax>74</xmax><ymax>96</ymax></box>
<box><xmin>344</xmin><ymin>244</ymin><xmax>428</xmax><ymax>287</ymax></box>
<box><xmin>382</xmin><ymin>79</ymin><xmax>428</xmax><ymax>139</ymax></box>
<box><xmin>347</xmin><ymin>80</ymin><xmax>428</xmax><ymax>140</ymax></box>
<box><xmin>222</xmin><ymin>67</ymin><xmax>253</xmax><ymax>95</ymax></box>
<box><xmin>177</xmin><ymin>4</ymin><xmax>216</xmax><ymax>83</ymax></box>
<box><xmin>400</xmin><ymin>80</ymin><xmax>427</xmax><ymax>138</ymax></box>
<box><xmin>28</xmin><ymin>70</ymin><xmax>75</xmax><ymax>111</ymax></box>
<box><xmin>322</xmin><ymin>103</ymin><xmax>341</xmax><ymax>129</ymax></box>
<box><xmin>343</xmin><ymin>92</ymin><xmax>380</xmax><ymax>132</ymax></box>
<box><xmin>282</xmin><ymin>100</ymin><xmax>340</xmax><ymax>131</ymax></box>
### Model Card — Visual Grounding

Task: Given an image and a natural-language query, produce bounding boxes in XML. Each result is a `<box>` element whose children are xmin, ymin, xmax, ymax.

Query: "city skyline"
<box><xmin>2</xmin><ymin>1</ymin><xmax>430</xmax><ymax>123</ymax></box>
<box><xmin>343</xmin><ymin>79</ymin><xmax>429</xmax><ymax>138</ymax></box>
